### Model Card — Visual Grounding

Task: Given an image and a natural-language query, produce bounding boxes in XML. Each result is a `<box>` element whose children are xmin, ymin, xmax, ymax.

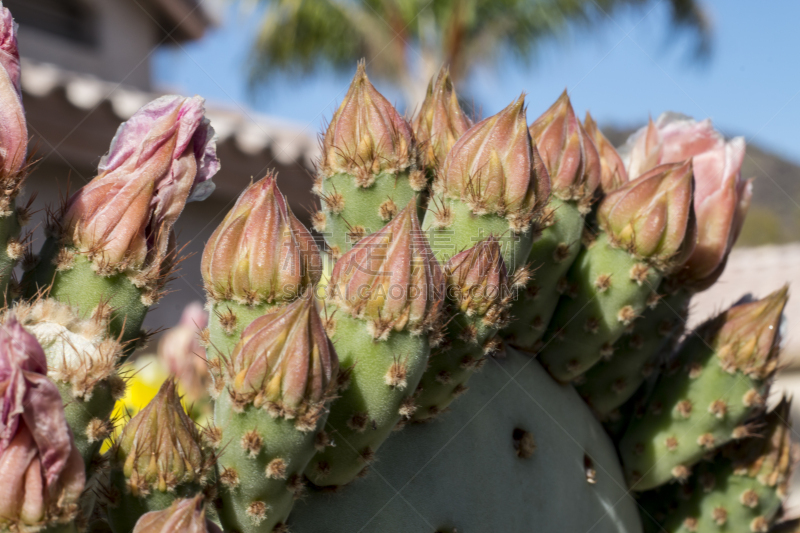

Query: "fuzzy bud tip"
<box><xmin>329</xmin><ymin>201</ymin><xmax>445</xmax><ymax>339</ymax></box>
<box><xmin>202</xmin><ymin>174</ymin><xmax>321</xmax><ymax>304</ymax></box>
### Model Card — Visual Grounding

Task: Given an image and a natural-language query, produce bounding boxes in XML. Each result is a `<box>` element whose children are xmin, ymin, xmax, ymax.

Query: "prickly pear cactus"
<box><xmin>638</xmin><ymin>398</ymin><xmax>792</xmax><ymax>533</ymax></box>
<box><xmin>305</xmin><ymin>203</ymin><xmax>445</xmax><ymax>487</ymax></box>
<box><xmin>0</xmin><ymin>7</ymin><xmax>796</xmax><ymax>532</ymax></box>
<box><xmin>213</xmin><ymin>292</ymin><xmax>339</xmax><ymax>533</ymax></box>
<box><xmin>619</xmin><ymin>288</ymin><xmax>787</xmax><ymax>491</ymax></box>
<box><xmin>312</xmin><ymin>62</ymin><xmax>425</xmax><ymax>257</ymax></box>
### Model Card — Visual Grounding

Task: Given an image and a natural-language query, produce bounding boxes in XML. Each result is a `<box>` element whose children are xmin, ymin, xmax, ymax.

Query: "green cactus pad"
<box><xmin>306</xmin><ymin>312</ymin><xmax>430</xmax><ymax>487</ymax></box>
<box><xmin>25</xmin><ymin>247</ymin><xmax>148</xmax><ymax>350</ymax></box>
<box><xmin>578</xmin><ymin>290</ymin><xmax>692</xmax><ymax>418</ymax></box>
<box><xmin>538</xmin><ymin>231</ymin><xmax>661</xmax><ymax>383</ymax></box>
<box><xmin>58</xmin><ymin>381</ymin><xmax>116</xmax><ymax>469</ymax></box>
<box><xmin>318</xmin><ymin>171</ymin><xmax>418</xmax><ymax>255</ymax></box>
<box><xmin>206</xmin><ymin>301</ymin><xmax>276</xmax><ymax>360</ymax></box>
<box><xmin>289</xmin><ymin>348</ymin><xmax>643</xmax><ymax>533</ymax></box>
<box><xmin>638</xmin><ymin>449</ymin><xmax>785</xmax><ymax>533</ymax></box>
<box><xmin>422</xmin><ymin>196</ymin><xmax>533</xmax><ymax>274</ymax></box>
<box><xmin>619</xmin><ymin>337</ymin><xmax>772</xmax><ymax>491</ymax></box>
<box><xmin>411</xmin><ymin>314</ymin><xmax>494</xmax><ymax>422</ymax></box>
<box><xmin>503</xmin><ymin>197</ymin><xmax>584</xmax><ymax>350</ymax></box>
<box><xmin>214</xmin><ymin>391</ymin><xmax>324</xmax><ymax>533</ymax></box>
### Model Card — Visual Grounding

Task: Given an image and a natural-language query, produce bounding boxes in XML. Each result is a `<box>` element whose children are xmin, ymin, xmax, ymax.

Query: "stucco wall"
<box><xmin>15</xmin><ymin>0</ymin><xmax>157</xmax><ymax>89</ymax></box>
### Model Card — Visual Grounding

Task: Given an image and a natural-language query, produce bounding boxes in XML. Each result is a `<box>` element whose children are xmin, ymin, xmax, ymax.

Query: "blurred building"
<box><xmin>13</xmin><ymin>0</ymin><xmax>320</xmax><ymax>333</ymax></box>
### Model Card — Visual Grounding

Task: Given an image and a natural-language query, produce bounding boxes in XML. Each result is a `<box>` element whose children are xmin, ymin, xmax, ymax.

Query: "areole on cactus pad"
<box><xmin>0</xmin><ymin>6</ymin><xmax>796</xmax><ymax>531</ymax></box>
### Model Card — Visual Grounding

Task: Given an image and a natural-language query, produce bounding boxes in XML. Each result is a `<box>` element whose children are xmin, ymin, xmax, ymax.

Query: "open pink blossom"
<box><xmin>622</xmin><ymin>113</ymin><xmax>750</xmax><ymax>287</ymax></box>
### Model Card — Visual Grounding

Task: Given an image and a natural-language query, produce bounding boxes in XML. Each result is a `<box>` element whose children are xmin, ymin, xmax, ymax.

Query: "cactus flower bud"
<box><xmin>330</xmin><ymin>201</ymin><xmax>445</xmax><ymax>340</ymax></box>
<box><xmin>114</xmin><ymin>379</ymin><xmax>211</xmax><ymax>497</ymax></box>
<box><xmin>412</xmin><ymin>68</ymin><xmax>472</xmax><ymax>170</ymax></box>
<box><xmin>597</xmin><ymin>160</ymin><xmax>695</xmax><ymax>269</ymax></box>
<box><xmin>0</xmin><ymin>5</ymin><xmax>26</xmax><ymax>182</ymax></box>
<box><xmin>584</xmin><ymin>112</ymin><xmax>628</xmax><ymax>193</ymax></box>
<box><xmin>133</xmin><ymin>496</ymin><xmax>221</xmax><ymax>533</ymax></box>
<box><xmin>226</xmin><ymin>290</ymin><xmax>338</xmax><ymax>425</ymax></box>
<box><xmin>62</xmin><ymin>95</ymin><xmax>219</xmax><ymax>276</ymax></box>
<box><xmin>158</xmin><ymin>302</ymin><xmax>209</xmax><ymax>402</ymax></box>
<box><xmin>439</xmin><ymin>95</ymin><xmax>550</xmax><ymax>223</ymax></box>
<box><xmin>0</xmin><ymin>318</ymin><xmax>85</xmax><ymax>527</ymax></box>
<box><xmin>202</xmin><ymin>174</ymin><xmax>320</xmax><ymax>304</ymax></box>
<box><xmin>706</xmin><ymin>286</ymin><xmax>788</xmax><ymax>380</ymax></box>
<box><xmin>622</xmin><ymin>115</ymin><xmax>751</xmax><ymax>287</ymax></box>
<box><xmin>320</xmin><ymin>62</ymin><xmax>416</xmax><ymax>185</ymax></box>
<box><xmin>446</xmin><ymin>236</ymin><xmax>510</xmax><ymax>319</ymax></box>
<box><xmin>529</xmin><ymin>92</ymin><xmax>598</xmax><ymax>204</ymax></box>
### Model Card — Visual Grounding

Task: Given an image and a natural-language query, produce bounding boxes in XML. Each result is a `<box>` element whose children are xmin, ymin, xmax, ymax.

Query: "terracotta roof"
<box><xmin>20</xmin><ymin>58</ymin><xmax>320</xmax><ymax>166</ymax></box>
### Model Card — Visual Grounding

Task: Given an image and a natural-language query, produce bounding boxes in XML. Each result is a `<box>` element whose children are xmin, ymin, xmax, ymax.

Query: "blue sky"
<box><xmin>154</xmin><ymin>0</ymin><xmax>800</xmax><ymax>164</ymax></box>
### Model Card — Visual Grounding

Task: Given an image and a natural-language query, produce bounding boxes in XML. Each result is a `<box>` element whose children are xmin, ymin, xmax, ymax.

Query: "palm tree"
<box><xmin>246</xmin><ymin>0</ymin><xmax>709</xmax><ymax>108</ymax></box>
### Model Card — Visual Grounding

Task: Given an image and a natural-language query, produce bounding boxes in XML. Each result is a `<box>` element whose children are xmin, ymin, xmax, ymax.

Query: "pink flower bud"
<box><xmin>227</xmin><ymin>291</ymin><xmax>338</xmax><ymax>428</ymax></box>
<box><xmin>625</xmin><ymin>114</ymin><xmax>750</xmax><ymax>287</ymax></box>
<box><xmin>201</xmin><ymin>174</ymin><xmax>320</xmax><ymax>304</ymax></box>
<box><xmin>133</xmin><ymin>495</ymin><xmax>221</xmax><ymax>533</ymax></box>
<box><xmin>63</xmin><ymin>95</ymin><xmax>219</xmax><ymax>275</ymax></box>
<box><xmin>598</xmin><ymin>160</ymin><xmax>695</xmax><ymax>269</ymax></box>
<box><xmin>709</xmin><ymin>286</ymin><xmax>788</xmax><ymax>379</ymax></box>
<box><xmin>584</xmin><ymin>112</ymin><xmax>628</xmax><ymax>193</ymax></box>
<box><xmin>446</xmin><ymin>236</ymin><xmax>510</xmax><ymax>319</ymax></box>
<box><xmin>412</xmin><ymin>68</ymin><xmax>472</xmax><ymax>170</ymax></box>
<box><xmin>115</xmin><ymin>380</ymin><xmax>211</xmax><ymax>496</ymax></box>
<box><xmin>0</xmin><ymin>318</ymin><xmax>85</xmax><ymax>527</ymax></box>
<box><xmin>529</xmin><ymin>92</ymin><xmax>598</xmax><ymax>203</ymax></box>
<box><xmin>158</xmin><ymin>302</ymin><xmax>209</xmax><ymax>401</ymax></box>
<box><xmin>439</xmin><ymin>95</ymin><xmax>550</xmax><ymax>223</ymax></box>
<box><xmin>330</xmin><ymin>201</ymin><xmax>445</xmax><ymax>340</ymax></box>
<box><xmin>0</xmin><ymin>6</ymin><xmax>26</xmax><ymax>181</ymax></box>
<box><xmin>321</xmin><ymin>62</ymin><xmax>416</xmax><ymax>185</ymax></box>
